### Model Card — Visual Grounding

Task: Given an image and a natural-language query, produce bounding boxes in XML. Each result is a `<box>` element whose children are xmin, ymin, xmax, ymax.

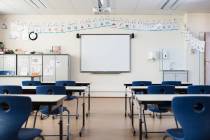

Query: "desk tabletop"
<box><xmin>124</xmin><ymin>83</ymin><xmax>192</xmax><ymax>87</ymax></box>
<box><xmin>0</xmin><ymin>94</ymin><xmax>67</xmax><ymax>103</ymax></box>
<box><xmin>135</xmin><ymin>94</ymin><xmax>210</xmax><ymax>102</ymax></box>
<box><xmin>130</xmin><ymin>86</ymin><xmax>188</xmax><ymax>90</ymax></box>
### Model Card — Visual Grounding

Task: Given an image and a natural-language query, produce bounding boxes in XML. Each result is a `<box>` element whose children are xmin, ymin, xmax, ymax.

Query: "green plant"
<box><xmin>0</xmin><ymin>42</ymin><xmax>4</xmax><ymax>50</ymax></box>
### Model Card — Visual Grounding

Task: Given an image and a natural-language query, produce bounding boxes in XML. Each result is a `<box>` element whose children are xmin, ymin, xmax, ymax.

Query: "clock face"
<box><xmin>29</xmin><ymin>31</ymin><xmax>38</xmax><ymax>41</ymax></box>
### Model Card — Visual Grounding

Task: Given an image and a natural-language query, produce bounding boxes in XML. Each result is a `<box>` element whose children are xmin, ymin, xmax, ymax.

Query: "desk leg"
<box><xmin>86</xmin><ymin>85</ymin><xmax>90</xmax><ymax>117</ymax></box>
<box><xmin>79</xmin><ymin>92</ymin><xmax>85</xmax><ymax>137</ymax></box>
<box><xmin>125</xmin><ymin>86</ymin><xmax>127</xmax><ymax>117</ymax></box>
<box><xmin>139</xmin><ymin>102</ymin><xmax>143</xmax><ymax>140</ymax></box>
<box><xmin>131</xmin><ymin>92</ymin><xmax>135</xmax><ymax>135</ymax></box>
<box><xmin>59</xmin><ymin>105</ymin><xmax>64</xmax><ymax>140</ymax></box>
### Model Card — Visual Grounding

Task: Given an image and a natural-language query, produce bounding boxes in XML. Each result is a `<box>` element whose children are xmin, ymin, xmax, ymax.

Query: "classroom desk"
<box><xmin>27</xmin><ymin>82</ymin><xmax>91</xmax><ymax>116</ymax></box>
<box><xmin>129</xmin><ymin>86</ymin><xmax>189</xmax><ymax>137</ymax></box>
<box><xmin>123</xmin><ymin>84</ymin><xmax>190</xmax><ymax>117</ymax></box>
<box><xmin>135</xmin><ymin>94</ymin><xmax>210</xmax><ymax>140</ymax></box>
<box><xmin>22</xmin><ymin>86</ymin><xmax>88</xmax><ymax>137</ymax></box>
<box><xmin>0</xmin><ymin>94</ymin><xmax>67</xmax><ymax>140</ymax></box>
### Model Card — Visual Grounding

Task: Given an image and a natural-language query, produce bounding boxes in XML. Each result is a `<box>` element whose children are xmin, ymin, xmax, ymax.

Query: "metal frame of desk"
<box><xmin>22</xmin><ymin>86</ymin><xmax>88</xmax><ymax>137</ymax></box>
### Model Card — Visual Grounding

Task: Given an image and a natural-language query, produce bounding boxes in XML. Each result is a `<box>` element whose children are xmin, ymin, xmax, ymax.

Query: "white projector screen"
<box><xmin>80</xmin><ymin>34</ymin><xmax>131</xmax><ymax>73</ymax></box>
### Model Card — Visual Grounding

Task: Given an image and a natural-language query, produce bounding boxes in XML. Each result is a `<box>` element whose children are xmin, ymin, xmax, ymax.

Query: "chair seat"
<box><xmin>19</xmin><ymin>128</ymin><xmax>42</xmax><ymax>140</ymax></box>
<box><xmin>166</xmin><ymin>128</ymin><xmax>184</xmax><ymax>140</ymax></box>
<box><xmin>40</xmin><ymin>106</ymin><xmax>69</xmax><ymax>115</ymax></box>
<box><xmin>147</xmin><ymin>104</ymin><xmax>169</xmax><ymax>113</ymax></box>
<box><xmin>66</xmin><ymin>95</ymin><xmax>78</xmax><ymax>100</ymax></box>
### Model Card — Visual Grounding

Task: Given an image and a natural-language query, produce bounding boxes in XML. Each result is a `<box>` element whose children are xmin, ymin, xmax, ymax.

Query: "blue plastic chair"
<box><xmin>132</xmin><ymin>81</ymin><xmax>152</xmax><ymax>86</ymax></box>
<box><xmin>0</xmin><ymin>85</ymin><xmax>22</xmax><ymax>94</ymax></box>
<box><xmin>142</xmin><ymin>85</ymin><xmax>175</xmax><ymax>137</ymax></box>
<box><xmin>0</xmin><ymin>70</ymin><xmax>15</xmax><ymax>75</ymax></box>
<box><xmin>187</xmin><ymin>85</ymin><xmax>210</xmax><ymax>94</ymax></box>
<box><xmin>164</xmin><ymin>96</ymin><xmax>210</xmax><ymax>140</ymax></box>
<box><xmin>36</xmin><ymin>85</ymin><xmax>70</xmax><ymax>140</ymax></box>
<box><xmin>0</xmin><ymin>96</ymin><xmax>43</xmax><ymax>140</ymax></box>
<box><xmin>22</xmin><ymin>81</ymin><xmax>41</xmax><ymax>86</ymax></box>
<box><xmin>147</xmin><ymin>85</ymin><xmax>175</xmax><ymax>113</ymax></box>
<box><xmin>56</xmin><ymin>80</ymin><xmax>79</xmax><ymax>119</ymax></box>
<box><xmin>162</xmin><ymin>81</ymin><xmax>182</xmax><ymax>86</ymax></box>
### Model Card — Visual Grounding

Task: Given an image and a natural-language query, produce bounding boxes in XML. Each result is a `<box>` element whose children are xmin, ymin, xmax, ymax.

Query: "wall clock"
<box><xmin>29</xmin><ymin>31</ymin><xmax>38</xmax><ymax>41</ymax></box>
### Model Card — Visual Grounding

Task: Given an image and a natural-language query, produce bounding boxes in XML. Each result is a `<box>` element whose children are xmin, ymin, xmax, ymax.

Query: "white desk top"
<box><xmin>65</xmin><ymin>86</ymin><xmax>87</xmax><ymax>90</ymax></box>
<box><xmin>22</xmin><ymin>86</ymin><xmax>87</xmax><ymax>91</ymax></box>
<box><xmin>0</xmin><ymin>94</ymin><xmax>67</xmax><ymax>103</ymax></box>
<box><xmin>130</xmin><ymin>86</ymin><xmax>188</xmax><ymax>90</ymax></box>
<box><xmin>135</xmin><ymin>94</ymin><xmax>210</xmax><ymax>102</ymax></box>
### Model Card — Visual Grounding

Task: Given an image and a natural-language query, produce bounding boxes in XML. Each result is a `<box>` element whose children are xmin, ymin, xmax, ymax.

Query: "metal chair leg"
<box><xmin>25</xmin><ymin>118</ymin><xmax>28</xmax><ymax>128</ymax></box>
<box><xmin>66</xmin><ymin>109</ymin><xmax>70</xmax><ymax>140</ymax></box>
<box><xmin>174</xmin><ymin>117</ymin><xmax>179</xmax><ymax>128</ymax></box>
<box><xmin>143</xmin><ymin>109</ymin><xmax>148</xmax><ymax>138</ymax></box>
<box><xmin>129</xmin><ymin>97</ymin><xmax>132</xmax><ymax>117</ymax></box>
<box><xmin>33</xmin><ymin>111</ymin><xmax>38</xmax><ymax>128</ymax></box>
<box><xmin>163</xmin><ymin>135</ymin><xmax>168</xmax><ymax>140</ymax></box>
<box><xmin>76</xmin><ymin>98</ymin><xmax>79</xmax><ymax>119</ymax></box>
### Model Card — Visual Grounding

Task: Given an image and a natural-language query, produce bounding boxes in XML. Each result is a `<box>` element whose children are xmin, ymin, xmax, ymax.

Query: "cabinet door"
<box><xmin>3</xmin><ymin>55</ymin><xmax>16</xmax><ymax>75</ymax></box>
<box><xmin>43</xmin><ymin>55</ymin><xmax>56</xmax><ymax>83</ymax></box>
<box><xmin>163</xmin><ymin>73</ymin><xmax>176</xmax><ymax>81</ymax></box>
<box><xmin>205</xmin><ymin>33</ymin><xmax>210</xmax><ymax>84</ymax></box>
<box><xmin>0</xmin><ymin>55</ymin><xmax>4</xmax><ymax>71</ymax></box>
<box><xmin>30</xmin><ymin>55</ymin><xmax>42</xmax><ymax>76</ymax></box>
<box><xmin>175</xmin><ymin>72</ymin><xmax>188</xmax><ymax>83</ymax></box>
<box><xmin>55</xmin><ymin>55</ymin><xmax>69</xmax><ymax>81</ymax></box>
<box><xmin>206</xmin><ymin>62</ymin><xmax>210</xmax><ymax>84</ymax></box>
<box><xmin>17</xmin><ymin>55</ymin><xmax>30</xmax><ymax>75</ymax></box>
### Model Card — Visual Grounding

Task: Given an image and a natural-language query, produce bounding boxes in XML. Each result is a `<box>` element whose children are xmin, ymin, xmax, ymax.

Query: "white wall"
<box><xmin>0</xmin><ymin>15</ymin><xmax>193</xmax><ymax>96</ymax></box>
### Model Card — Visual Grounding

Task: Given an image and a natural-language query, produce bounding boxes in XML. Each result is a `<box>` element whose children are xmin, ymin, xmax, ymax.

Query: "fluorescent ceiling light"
<box><xmin>161</xmin><ymin>0</ymin><xmax>171</xmax><ymax>9</ymax></box>
<box><xmin>170</xmin><ymin>0</ymin><xmax>180</xmax><ymax>9</ymax></box>
<box><xmin>24</xmin><ymin>0</ymin><xmax>47</xmax><ymax>9</ymax></box>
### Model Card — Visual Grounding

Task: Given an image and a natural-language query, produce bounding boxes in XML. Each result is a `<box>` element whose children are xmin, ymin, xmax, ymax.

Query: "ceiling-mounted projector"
<box><xmin>93</xmin><ymin>0</ymin><xmax>111</xmax><ymax>14</ymax></box>
<box><xmin>92</xmin><ymin>7</ymin><xmax>111</xmax><ymax>14</ymax></box>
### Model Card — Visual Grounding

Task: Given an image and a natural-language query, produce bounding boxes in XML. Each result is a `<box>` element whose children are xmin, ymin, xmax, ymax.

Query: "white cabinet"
<box><xmin>42</xmin><ymin>54</ymin><xmax>70</xmax><ymax>83</ymax></box>
<box><xmin>17</xmin><ymin>54</ymin><xmax>70</xmax><ymax>83</ymax></box>
<box><xmin>0</xmin><ymin>54</ymin><xmax>16</xmax><ymax>75</ymax></box>
<box><xmin>163</xmin><ymin>70</ymin><xmax>188</xmax><ymax>83</ymax></box>
<box><xmin>43</xmin><ymin>55</ymin><xmax>56</xmax><ymax>83</ymax></box>
<box><xmin>17</xmin><ymin>55</ymin><xmax>42</xmax><ymax>76</ymax></box>
<box><xmin>30</xmin><ymin>55</ymin><xmax>42</xmax><ymax>76</ymax></box>
<box><xmin>55</xmin><ymin>55</ymin><xmax>70</xmax><ymax>81</ymax></box>
<box><xmin>17</xmin><ymin>55</ymin><xmax>30</xmax><ymax>75</ymax></box>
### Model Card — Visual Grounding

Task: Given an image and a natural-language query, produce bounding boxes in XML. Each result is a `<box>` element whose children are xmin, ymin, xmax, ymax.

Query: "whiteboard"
<box><xmin>80</xmin><ymin>34</ymin><xmax>131</xmax><ymax>72</ymax></box>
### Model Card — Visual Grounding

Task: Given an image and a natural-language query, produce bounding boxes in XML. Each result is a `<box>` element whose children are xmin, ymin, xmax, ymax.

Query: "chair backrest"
<box><xmin>0</xmin><ymin>71</ymin><xmax>15</xmax><ymax>75</ymax></box>
<box><xmin>162</xmin><ymin>81</ymin><xmax>181</xmax><ymax>86</ymax></box>
<box><xmin>0</xmin><ymin>96</ymin><xmax>32</xmax><ymax>140</ymax></box>
<box><xmin>147</xmin><ymin>85</ymin><xmax>175</xmax><ymax>94</ymax></box>
<box><xmin>36</xmin><ymin>85</ymin><xmax>66</xmax><ymax>95</ymax></box>
<box><xmin>22</xmin><ymin>80</ymin><xmax>41</xmax><ymax>86</ymax></box>
<box><xmin>0</xmin><ymin>86</ymin><xmax>22</xmax><ymax>94</ymax></box>
<box><xmin>55</xmin><ymin>80</ymin><xmax>76</xmax><ymax>86</ymax></box>
<box><xmin>132</xmin><ymin>81</ymin><xmax>152</xmax><ymax>86</ymax></box>
<box><xmin>172</xmin><ymin>96</ymin><xmax>210</xmax><ymax>140</ymax></box>
<box><xmin>187</xmin><ymin>85</ymin><xmax>210</xmax><ymax>94</ymax></box>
